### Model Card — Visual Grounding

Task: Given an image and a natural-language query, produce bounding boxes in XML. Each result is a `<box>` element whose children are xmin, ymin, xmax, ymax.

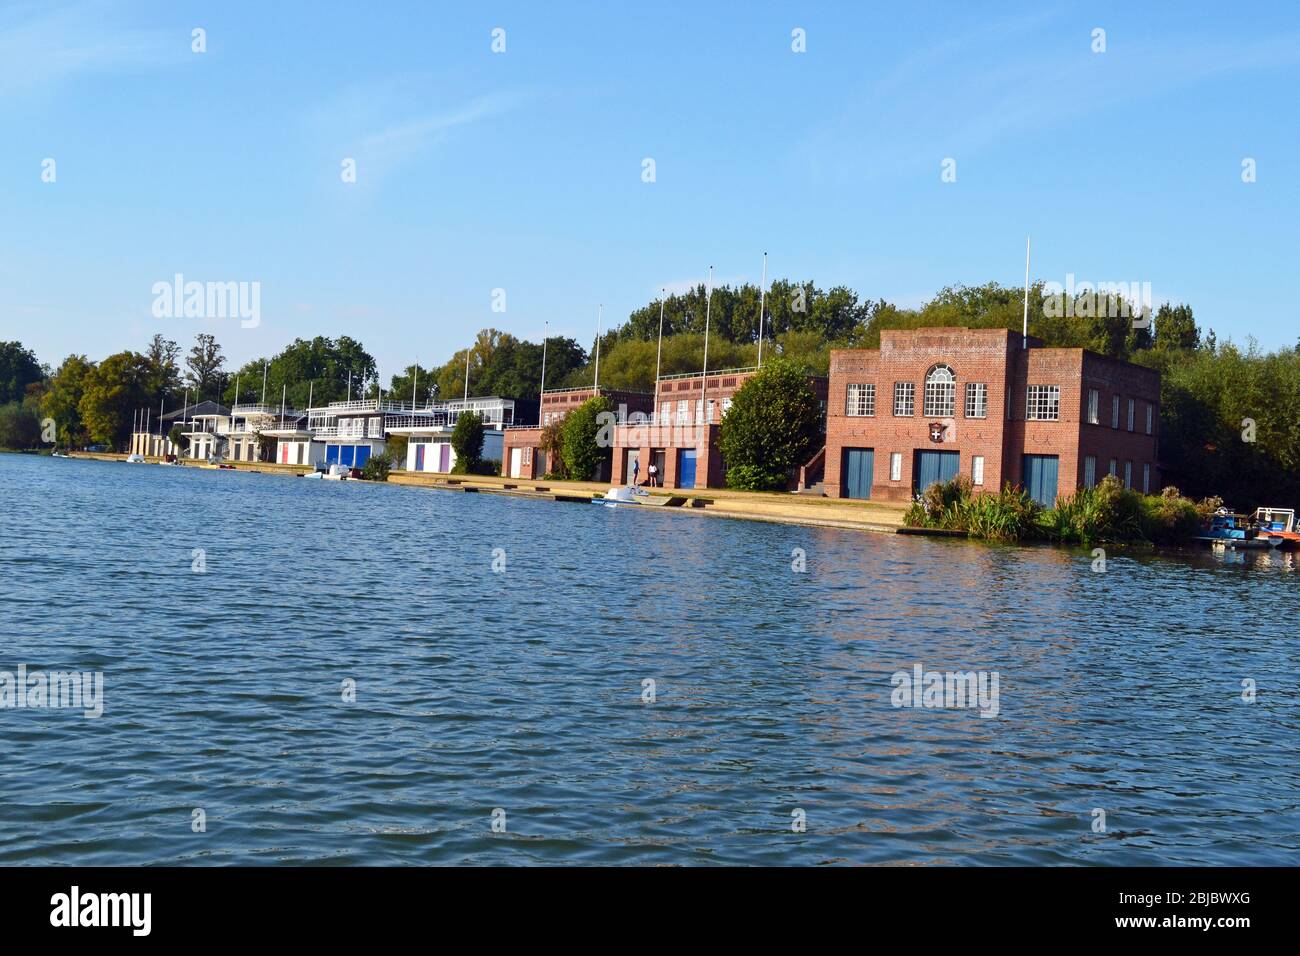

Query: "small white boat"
<box><xmin>126</xmin><ymin>454</ymin><xmax>146</xmax><ymax>463</ymax></box>
<box><xmin>592</xmin><ymin>485</ymin><xmax>650</xmax><ymax>507</ymax></box>
<box><xmin>301</xmin><ymin>470</ymin><xmax>324</xmax><ymax>480</ymax></box>
<box><xmin>323</xmin><ymin>464</ymin><xmax>352</xmax><ymax>481</ymax></box>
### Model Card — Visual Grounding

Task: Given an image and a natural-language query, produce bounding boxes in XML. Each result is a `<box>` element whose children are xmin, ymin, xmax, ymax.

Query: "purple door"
<box><xmin>439</xmin><ymin>444</ymin><xmax>450</xmax><ymax>472</ymax></box>
<box><xmin>415</xmin><ymin>444</ymin><xmax>425</xmax><ymax>471</ymax></box>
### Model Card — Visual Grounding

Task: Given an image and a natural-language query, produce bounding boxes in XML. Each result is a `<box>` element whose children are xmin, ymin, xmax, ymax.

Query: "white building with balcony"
<box><xmin>386</xmin><ymin>396</ymin><xmax>524</xmax><ymax>473</ymax></box>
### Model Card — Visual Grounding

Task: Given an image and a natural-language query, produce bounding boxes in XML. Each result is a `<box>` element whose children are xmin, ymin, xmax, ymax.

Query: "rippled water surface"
<box><xmin>2</xmin><ymin>454</ymin><xmax>1297</xmax><ymax>865</ymax></box>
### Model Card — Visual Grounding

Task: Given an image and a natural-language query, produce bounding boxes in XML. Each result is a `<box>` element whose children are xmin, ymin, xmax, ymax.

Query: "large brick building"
<box><xmin>611</xmin><ymin>367</ymin><xmax>829</xmax><ymax>490</ymax></box>
<box><xmin>500</xmin><ymin>386</ymin><xmax>653</xmax><ymax>480</ymax></box>
<box><xmin>824</xmin><ymin>327</ymin><xmax>1161</xmax><ymax>505</ymax></box>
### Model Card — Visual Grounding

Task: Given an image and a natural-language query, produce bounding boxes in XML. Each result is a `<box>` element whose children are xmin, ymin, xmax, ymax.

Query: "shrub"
<box><xmin>718</xmin><ymin>358</ymin><xmax>823</xmax><ymax>491</ymax></box>
<box><xmin>361</xmin><ymin>450</ymin><xmax>393</xmax><ymax>481</ymax></box>
<box><xmin>560</xmin><ymin>395</ymin><xmax>614</xmax><ymax>480</ymax></box>
<box><xmin>450</xmin><ymin>411</ymin><xmax>485</xmax><ymax>474</ymax></box>
<box><xmin>0</xmin><ymin>402</ymin><xmax>41</xmax><ymax>449</ymax></box>
<box><xmin>904</xmin><ymin>477</ymin><xmax>1042</xmax><ymax>541</ymax></box>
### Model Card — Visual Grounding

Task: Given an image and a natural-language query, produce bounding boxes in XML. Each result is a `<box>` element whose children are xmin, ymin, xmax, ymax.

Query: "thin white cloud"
<box><xmin>0</xmin><ymin>1</ymin><xmax>176</xmax><ymax>99</ymax></box>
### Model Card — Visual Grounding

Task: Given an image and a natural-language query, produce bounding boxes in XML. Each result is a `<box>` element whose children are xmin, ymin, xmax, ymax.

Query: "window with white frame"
<box><xmin>972</xmin><ymin>455</ymin><xmax>984</xmax><ymax>486</ymax></box>
<box><xmin>1145</xmin><ymin>403</ymin><xmax>1153</xmax><ymax>435</ymax></box>
<box><xmin>722</xmin><ymin>397</ymin><xmax>732</xmax><ymax>416</ymax></box>
<box><xmin>695</xmin><ymin>399</ymin><xmax>703</xmax><ymax>423</ymax></box>
<box><xmin>846</xmin><ymin>383</ymin><xmax>875</xmax><ymax>416</ymax></box>
<box><xmin>1142</xmin><ymin>463</ymin><xmax>1150</xmax><ymax>493</ymax></box>
<box><xmin>1124</xmin><ymin>460</ymin><xmax>1132</xmax><ymax>488</ymax></box>
<box><xmin>1087</xmin><ymin>388</ymin><xmax>1100</xmax><ymax>424</ymax></box>
<box><xmin>889</xmin><ymin>452</ymin><xmax>903</xmax><ymax>481</ymax></box>
<box><xmin>1127</xmin><ymin>398</ymin><xmax>1135</xmax><ymax>432</ymax></box>
<box><xmin>1084</xmin><ymin>455</ymin><xmax>1097</xmax><ymax>487</ymax></box>
<box><xmin>965</xmin><ymin>383</ymin><xmax>988</xmax><ymax>419</ymax></box>
<box><xmin>893</xmin><ymin>382</ymin><xmax>915</xmax><ymax>417</ymax></box>
<box><xmin>923</xmin><ymin>365</ymin><xmax>956</xmax><ymax>417</ymax></box>
<box><xmin>661</xmin><ymin>402</ymin><xmax>671</xmax><ymax>422</ymax></box>
<box><xmin>1109</xmin><ymin>458</ymin><xmax>1118</xmax><ymax>476</ymax></box>
<box><xmin>1111</xmin><ymin>394</ymin><xmax>1120</xmax><ymax>428</ymax></box>
<box><xmin>676</xmin><ymin>400</ymin><xmax>688</xmax><ymax>424</ymax></box>
<box><xmin>1026</xmin><ymin>385</ymin><xmax>1060</xmax><ymax>421</ymax></box>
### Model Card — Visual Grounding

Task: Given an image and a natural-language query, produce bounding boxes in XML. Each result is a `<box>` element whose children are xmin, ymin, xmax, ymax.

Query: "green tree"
<box><xmin>167</xmin><ymin>423</ymin><xmax>189</xmax><ymax>456</ymax></box>
<box><xmin>560</xmin><ymin>395</ymin><xmax>614</xmax><ymax>480</ymax></box>
<box><xmin>718</xmin><ymin>358</ymin><xmax>823</xmax><ymax>491</ymax></box>
<box><xmin>450</xmin><ymin>411</ymin><xmax>485</xmax><ymax>474</ymax></box>
<box><xmin>361</xmin><ymin>448</ymin><xmax>394</xmax><ymax>481</ymax></box>
<box><xmin>0</xmin><ymin>341</ymin><xmax>43</xmax><ymax>405</ymax></box>
<box><xmin>1154</xmin><ymin>303</ymin><xmax>1200</xmax><ymax>351</ymax></box>
<box><xmin>78</xmin><ymin>351</ymin><xmax>155</xmax><ymax>448</ymax></box>
<box><xmin>0</xmin><ymin>402</ymin><xmax>41</xmax><ymax>449</ymax></box>
<box><xmin>42</xmin><ymin>354</ymin><xmax>94</xmax><ymax>447</ymax></box>
<box><xmin>185</xmin><ymin>332</ymin><xmax>227</xmax><ymax>400</ymax></box>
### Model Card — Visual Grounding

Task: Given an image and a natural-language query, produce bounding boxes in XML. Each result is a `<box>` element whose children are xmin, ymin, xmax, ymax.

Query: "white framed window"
<box><xmin>1087</xmin><ymin>388</ymin><xmax>1099</xmax><ymax>424</ymax></box>
<box><xmin>1124</xmin><ymin>460</ymin><xmax>1132</xmax><ymax>488</ymax></box>
<box><xmin>1127</xmin><ymin>398</ymin><xmax>1135</xmax><ymax>432</ymax></box>
<box><xmin>661</xmin><ymin>402</ymin><xmax>671</xmax><ymax>422</ymax></box>
<box><xmin>1109</xmin><ymin>458</ymin><xmax>1118</xmax><ymax>477</ymax></box>
<box><xmin>722</xmin><ymin>397</ymin><xmax>732</xmax><ymax>415</ymax></box>
<box><xmin>1111</xmin><ymin>394</ymin><xmax>1120</xmax><ymax>428</ymax></box>
<box><xmin>676</xmin><ymin>400</ymin><xmax>688</xmax><ymax>424</ymax></box>
<box><xmin>846</xmin><ymin>383</ymin><xmax>876</xmax><ymax>416</ymax></box>
<box><xmin>1145</xmin><ymin>403</ymin><xmax>1153</xmax><ymax>435</ymax></box>
<box><xmin>1084</xmin><ymin>455</ymin><xmax>1096</xmax><ymax>487</ymax></box>
<box><xmin>972</xmin><ymin>455</ymin><xmax>984</xmax><ymax>486</ymax></box>
<box><xmin>923</xmin><ymin>365</ymin><xmax>956</xmax><ymax>417</ymax></box>
<box><xmin>965</xmin><ymin>383</ymin><xmax>988</xmax><ymax>419</ymax></box>
<box><xmin>1026</xmin><ymin>385</ymin><xmax>1060</xmax><ymax>421</ymax></box>
<box><xmin>889</xmin><ymin>452</ymin><xmax>902</xmax><ymax>481</ymax></box>
<box><xmin>1142</xmin><ymin>463</ymin><xmax>1150</xmax><ymax>493</ymax></box>
<box><xmin>695</xmin><ymin>399</ymin><xmax>704</xmax><ymax>423</ymax></box>
<box><xmin>893</xmin><ymin>382</ymin><xmax>915</xmax><ymax>417</ymax></box>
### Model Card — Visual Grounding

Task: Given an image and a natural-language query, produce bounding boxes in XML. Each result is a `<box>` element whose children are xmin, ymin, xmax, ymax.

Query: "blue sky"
<box><xmin>2</xmin><ymin>0</ymin><xmax>1298</xmax><ymax>379</ymax></box>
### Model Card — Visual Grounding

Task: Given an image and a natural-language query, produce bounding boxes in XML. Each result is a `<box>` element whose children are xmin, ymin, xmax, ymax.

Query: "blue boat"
<box><xmin>1194</xmin><ymin>510</ymin><xmax>1279</xmax><ymax>549</ymax></box>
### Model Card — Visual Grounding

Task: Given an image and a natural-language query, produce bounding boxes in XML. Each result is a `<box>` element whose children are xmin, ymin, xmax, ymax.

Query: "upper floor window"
<box><xmin>1111</xmin><ymin>394</ymin><xmax>1120</xmax><ymax>428</ymax></box>
<box><xmin>1127</xmin><ymin>398</ymin><xmax>1135</xmax><ymax>432</ymax></box>
<box><xmin>923</xmin><ymin>365</ymin><xmax>956</xmax><ymax>417</ymax></box>
<box><xmin>1087</xmin><ymin>388</ymin><xmax>1100</xmax><ymax>424</ymax></box>
<box><xmin>846</xmin><ymin>383</ymin><xmax>876</xmax><ymax>417</ymax></box>
<box><xmin>893</xmin><ymin>382</ymin><xmax>915</xmax><ymax>417</ymax></box>
<box><xmin>1145</xmin><ymin>403</ymin><xmax>1153</xmax><ymax>435</ymax></box>
<box><xmin>965</xmin><ymin>383</ymin><xmax>988</xmax><ymax>419</ymax></box>
<box><xmin>1026</xmin><ymin>385</ymin><xmax>1060</xmax><ymax>421</ymax></box>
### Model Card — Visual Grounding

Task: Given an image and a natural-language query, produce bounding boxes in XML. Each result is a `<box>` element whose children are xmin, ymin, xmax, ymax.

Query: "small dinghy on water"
<box><xmin>126</xmin><ymin>454</ymin><xmax>146</xmax><ymax>463</ymax></box>
<box><xmin>322</xmin><ymin>464</ymin><xmax>353</xmax><ymax>481</ymax></box>
<box><xmin>592</xmin><ymin>485</ymin><xmax>650</xmax><ymax>507</ymax></box>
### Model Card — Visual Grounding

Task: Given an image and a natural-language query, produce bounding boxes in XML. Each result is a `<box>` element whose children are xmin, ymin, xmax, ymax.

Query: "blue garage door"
<box><xmin>354</xmin><ymin>446</ymin><xmax>371</xmax><ymax>468</ymax></box>
<box><xmin>843</xmin><ymin>448</ymin><xmax>874</xmax><ymax>499</ymax></box>
<box><xmin>914</xmin><ymin>450</ymin><xmax>960</xmax><ymax>491</ymax></box>
<box><xmin>1022</xmin><ymin>454</ymin><xmax>1059</xmax><ymax>507</ymax></box>
<box><xmin>326</xmin><ymin>444</ymin><xmax>340</xmax><ymax>465</ymax></box>
<box><xmin>678</xmin><ymin>449</ymin><xmax>697</xmax><ymax>489</ymax></box>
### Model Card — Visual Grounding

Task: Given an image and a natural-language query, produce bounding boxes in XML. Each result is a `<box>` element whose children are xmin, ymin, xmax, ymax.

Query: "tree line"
<box><xmin>4</xmin><ymin>277</ymin><xmax>1296</xmax><ymax>508</ymax></box>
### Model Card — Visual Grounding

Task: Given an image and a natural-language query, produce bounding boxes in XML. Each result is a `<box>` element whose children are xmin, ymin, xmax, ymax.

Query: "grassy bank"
<box><xmin>904</xmin><ymin>475</ymin><xmax>1216</xmax><ymax>545</ymax></box>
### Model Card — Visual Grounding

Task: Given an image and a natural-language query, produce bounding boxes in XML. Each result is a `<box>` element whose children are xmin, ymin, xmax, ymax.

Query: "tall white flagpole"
<box><xmin>539</xmin><ymin>321</ymin><xmax>549</xmax><ymax>425</ymax></box>
<box><xmin>1022</xmin><ymin>236</ymin><xmax>1032</xmax><ymax>350</ymax></box>
<box><xmin>701</xmin><ymin>266</ymin><xmax>713</xmax><ymax>423</ymax></box>
<box><xmin>463</xmin><ymin>344</ymin><xmax>471</xmax><ymax>404</ymax></box>
<box><xmin>654</xmin><ymin>289</ymin><xmax>666</xmax><ymax>415</ymax></box>
<box><xmin>757</xmin><ymin>252</ymin><xmax>768</xmax><ymax>366</ymax></box>
<box><xmin>593</xmin><ymin>305</ymin><xmax>603</xmax><ymax>389</ymax></box>
<box><xmin>261</xmin><ymin>361</ymin><xmax>267</xmax><ymax>405</ymax></box>
<box><xmin>412</xmin><ymin>360</ymin><xmax>418</xmax><ymax>408</ymax></box>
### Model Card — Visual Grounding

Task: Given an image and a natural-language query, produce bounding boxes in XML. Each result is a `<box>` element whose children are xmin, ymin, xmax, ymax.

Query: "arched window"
<box><xmin>923</xmin><ymin>364</ymin><xmax>956</xmax><ymax>417</ymax></box>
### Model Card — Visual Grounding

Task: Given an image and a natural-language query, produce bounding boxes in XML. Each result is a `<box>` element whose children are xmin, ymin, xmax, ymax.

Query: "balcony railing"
<box><xmin>656</xmin><ymin>366</ymin><xmax>758</xmax><ymax>382</ymax></box>
<box><xmin>310</xmin><ymin>425</ymin><xmax>386</xmax><ymax>439</ymax></box>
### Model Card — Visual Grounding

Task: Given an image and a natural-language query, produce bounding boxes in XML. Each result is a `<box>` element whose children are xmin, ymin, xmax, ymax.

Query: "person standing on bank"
<box><xmin>647</xmin><ymin>461</ymin><xmax>658</xmax><ymax>487</ymax></box>
<box><xmin>631</xmin><ymin>457</ymin><xmax>640</xmax><ymax>487</ymax></box>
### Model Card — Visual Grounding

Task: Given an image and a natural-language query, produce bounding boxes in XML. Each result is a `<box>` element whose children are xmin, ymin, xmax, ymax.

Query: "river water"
<box><xmin>1</xmin><ymin>454</ymin><xmax>1296</xmax><ymax>865</ymax></box>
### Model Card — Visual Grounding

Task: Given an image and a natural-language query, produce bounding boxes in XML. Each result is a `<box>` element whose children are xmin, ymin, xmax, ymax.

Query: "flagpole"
<box><xmin>701</xmin><ymin>266</ymin><xmax>713</xmax><ymax>425</ymax></box>
<box><xmin>412</xmin><ymin>360</ymin><xmax>419</xmax><ymax>408</ymax></box>
<box><xmin>593</xmin><ymin>305</ymin><xmax>602</xmax><ymax>390</ymax></box>
<box><xmin>654</xmin><ymin>288</ymin><xmax>666</xmax><ymax>417</ymax></box>
<box><xmin>463</xmin><ymin>344</ymin><xmax>471</xmax><ymax>404</ymax></box>
<box><xmin>757</xmin><ymin>251</ymin><xmax>768</xmax><ymax>366</ymax></box>
<box><xmin>261</xmin><ymin>360</ymin><xmax>267</xmax><ymax>405</ymax></box>
<box><xmin>538</xmin><ymin>322</ymin><xmax>549</xmax><ymax>426</ymax></box>
<box><xmin>1022</xmin><ymin>236</ymin><xmax>1031</xmax><ymax>350</ymax></box>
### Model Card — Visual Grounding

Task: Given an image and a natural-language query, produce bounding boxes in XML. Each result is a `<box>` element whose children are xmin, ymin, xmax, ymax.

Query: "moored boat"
<box><xmin>592</xmin><ymin>485</ymin><xmax>650</xmax><ymax>507</ymax></box>
<box><xmin>1251</xmin><ymin>507</ymin><xmax>1300</xmax><ymax>549</ymax></box>
<box><xmin>1194</xmin><ymin>510</ymin><xmax>1280</xmax><ymax>549</ymax></box>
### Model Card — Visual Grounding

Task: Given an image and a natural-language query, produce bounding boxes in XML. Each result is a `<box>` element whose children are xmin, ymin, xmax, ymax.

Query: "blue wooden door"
<box><xmin>354</xmin><ymin>446</ymin><xmax>371</xmax><ymax>468</ymax></box>
<box><xmin>326</xmin><ymin>444</ymin><xmax>339</xmax><ymax>465</ymax></box>
<box><xmin>843</xmin><ymin>448</ymin><xmax>874</xmax><ymax>499</ymax></box>
<box><xmin>1022</xmin><ymin>454</ymin><xmax>1059</xmax><ymax>507</ymax></box>
<box><xmin>415</xmin><ymin>444</ymin><xmax>425</xmax><ymax>470</ymax></box>
<box><xmin>678</xmin><ymin>449</ymin><xmax>697</xmax><ymax>489</ymax></box>
<box><xmin>915</xmin><ymin>450</ymin><xmax>959</xmax><ymax>491</ymax></box>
